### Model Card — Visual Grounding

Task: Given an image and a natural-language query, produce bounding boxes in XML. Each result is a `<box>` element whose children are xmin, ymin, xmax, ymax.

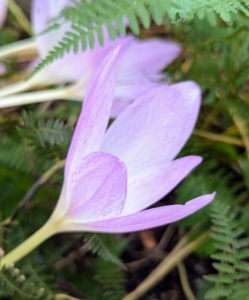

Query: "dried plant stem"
<box><xmin>177</xmin><ymin>261</ymin><xmax>196</xmax><ymax>300</ymax></box>
<box><xmin>1</xmin><ymin>159</ymin><xmax>65</xmax><ymax>226</ymax></box>
<box><xmin>193</xmin><ymin>129</ymin><xmax>243</xmax><ymax>147</ymax></box>
<box><xmin>200</xmin><ymin>106</ymin><xmax>220</xmax><ymax>130</ymax></box>
<box><xmin>0</xmin><ymin>38</ymin><xmax>37</xmax><ymax>59</ymax></box>
<box><xmin>55</xmin><ymin>294</ymin><xmax>80</xmax><ymax>300</ymax></box>
<box><xmin>231</xmin><ymin>113</ymin><xmax>249</xmax><ymax>159</ymax></box>
<box><xmin>8</xmin><ymin>0</ymin><xmax>32</xmax><ymax>35</ymax></box>
<box><xmin>122</xmin><ymin>231</ymin><xmax>209</xmax><ymax>300</ymax></box>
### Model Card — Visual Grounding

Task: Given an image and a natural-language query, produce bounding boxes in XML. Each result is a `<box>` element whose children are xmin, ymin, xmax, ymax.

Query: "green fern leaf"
<box><xmin>84</xmin><ymin>233</ymin><xmax>126</xmax><ymax>269</ymax></box>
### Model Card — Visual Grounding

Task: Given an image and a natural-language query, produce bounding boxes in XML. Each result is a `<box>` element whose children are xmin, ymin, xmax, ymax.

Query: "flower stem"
<box><xmin>0</xmin><ymin>88</ymin><xmax>67</xmax><ymax>108</ymax></box>
<box><xmin>0</xmin><ymin>221</ymin><xmax>55</xmax><ymax>268</ymax></box>
<box><xmin>0</xmin><ymin>80</ymin><xmax>36</xmax><ymax>98</ymax></box>
<box><xmin>0</xmin><ymin>38</ymin><xmax>37</xmax><ymax>60</ymax></box>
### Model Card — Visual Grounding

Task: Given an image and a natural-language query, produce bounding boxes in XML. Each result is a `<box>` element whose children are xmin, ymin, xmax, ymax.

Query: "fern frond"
<box><xmin>29</xmin><ymin>0</ymin><xmax>249</xmax><ymax>79</ymax></box>
<box><xmin>0</xmin><ymin>136</ymin><xmax>33</xmax><ymax>174</ymax></box>
<box><xmin>92</xmin><ymin>258</ymin><xmax>126</xmax><ymax>300</ymax></box>
<box><xmin>21</xmin><ymin>111</ymin><xmax>73</xmax><ymax>147</ymax></box>
<box><xmin>84</xmin><ymin>233</ymin><xmax>126</xmax><ymax>269</ymax></box>
<box><xmin>205</xmin><ymin>201</ymin><xmax>249</xmax><ymax>299</ymax></box>
<box><xmin>169</xmin><ymin>0</ymin><xmax>249</xmax><ymax>23</ymax></box>
<box><xmin>29</xmin><ymin>0</ymin><xmax>168</xmax><ymax>78</ymax></box>
<box><xmin>0</xmin><ymin>267</ymin><xmax>33</xmax><ymax>299</ymax></box>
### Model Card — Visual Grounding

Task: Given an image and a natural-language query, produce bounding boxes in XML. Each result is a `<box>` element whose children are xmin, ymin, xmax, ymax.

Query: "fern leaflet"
<box><xmin>205</xmin><ymin>201</ymin><xmax>249</xmax><ymax>300</ymax></box>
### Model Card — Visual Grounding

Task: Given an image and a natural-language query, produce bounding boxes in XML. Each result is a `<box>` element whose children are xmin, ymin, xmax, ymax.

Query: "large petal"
<box><xmin>55</xmin><ymin>152</ymin><xmax>127</xmax><ymax>222</ymax></box>
<box><xmin>60</xmin><ymin>193</ymin><xmax>215</xmax><ymax>233</ymax></box>
<box><xmin>121</xmin><ymin>156</ymin><xmax>202</xmax><ymax>216</ymax></box>
<box><xmin>113</xmin><ymin>38</ymin><xmax>180</xmax><ymax>103</ymax></box>
<box><xmin>119</xmin><ymin>38</ymin><xmax>181</xmax><ymax>75</ymax></box>
<box><xmin>65</xmin><ymin>46</ymin><xmax>122</xmax><ymax>179</ymax></box>
<box><xmin>102</xmin><ymin>81</ymin><xmax>201</xmax><ymax>176</ymax></box>
<box><xmin>114</xmin><ymin>73</ymin><xmax>162</xmax><ymax>104</ymax></box>
<box><xmin>0</xmin><ymin>0</ymin><xmax>7</xmax><ymax>30</ymax></box>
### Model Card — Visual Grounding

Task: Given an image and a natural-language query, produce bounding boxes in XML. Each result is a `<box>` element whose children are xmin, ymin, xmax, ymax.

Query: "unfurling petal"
<box><xmin>102</xmin><ymin>81</ymin><xmax>201</xmax><ymax>176</ymax></box>
<box><xmin>114</xmin><ymin>38</ymin><xmax>181</xmax><ymax>103</ymax></box>
<box><xmin>61</xmin><ymin>193</ymin><xmax>215</xmax><ymax>233</ymax></box>
<box><xmin>119</xmin><ymin>38</ymin><xmax>181</xmax><ymax>75</ymax></box>
<box><xmin>121</xmin><ymin>156</ymin><xmax>202</xmax><ymax>216</ymax></box>
<box><xmin>65</xmin><ymin>46</ymin><xmax>122</xmax><ymax>179</ymax></box>
<box><xmin>65</xmin><ymin>152</ymin><xmax>127</xmax><ymax>222</ymax></box>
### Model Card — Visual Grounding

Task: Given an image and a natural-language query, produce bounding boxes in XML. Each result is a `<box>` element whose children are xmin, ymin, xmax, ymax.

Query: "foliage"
<box><xmin>31</xmin><ymin>0</ymin><xmax>249</xmax><ymax>77</ymax></box>
<box><xmin>2</xmin><ymin>0</ymin><xmax>249</xmax><ymax>299</ymax></box>
<box><xmin>83</xmin><ymin>233</ymin><xmax>127</xmax><ymax>269</ymax></box>
<box><xmin>205</xmin><ymin>202</ymin><xmax>249</xmax><ymax>299</ymax></box>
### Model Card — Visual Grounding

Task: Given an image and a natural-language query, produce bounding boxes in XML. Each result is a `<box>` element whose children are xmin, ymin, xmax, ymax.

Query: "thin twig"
<box><xmin>231</xmin><ymin>112</ymin><xmax>249</xmax><ymax>159</ymax></box>
<box><xmin>126</xmin><ymin>225</ymin><xmax>176</xmax><ymax>271</ymax></box>
<box><xmin>155</xmin><ymin>224</ymin><xmax>176</xmax><ymax>251</ymax></box>
<box><xmin>1</xmin><ymin>159</ymin><xmax>65</xmax><ymax>226</ymax></box>
<box><xmin>8</xmin><ymin>0</ymin><xmax>32</xmax><ymax>35</ymax></box>
<box><xmin>177</xmin><ymin>261</ymin><xmax>196</xmax><ymax>300</ymax></box>
<box><xmin>122</xmin><ymin>231</ymin><xmax>210</xmax><ymax>300</ymax></box>
<box><xmin>54</xmin><ymin>237</ymin><xmax>94</xmax><ymax>269</ymax></box>
<box><xmin>193</xmin><ymin>129</ymin><xmax>243</xmax><ymax>147</ymax></box>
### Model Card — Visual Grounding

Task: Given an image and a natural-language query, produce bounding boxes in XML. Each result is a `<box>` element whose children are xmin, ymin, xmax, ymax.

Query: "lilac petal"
<box><xmin>119</xmin><ymin>38</ymin><xmax>181</xmax><ymax>75</ymax></box>
<box><xmin>110</xmin><ymin>99</ymin><xmax>132</xmax><ymax>118</ymax></box>
<box><xmin>31</xmin><ymin>0</ymin><xmax>98</xmax><ymax>83</ymax></box>
<box><xmin>66</xmin><ymin>152</ymin><xmax>127</xmax><ymax>222</ymax></box>
<box><xmin>114</xmin><ymin>73</ymin><xmax>162</xmax><ymax>103</ymax></box>
<box><xmin>61</xmin><ymin>193</ymin><xmax>215</xmax><ymax>233</ymax></box>
<box><xmin>0</xmin><ymin>0</ymin><xmax>7</xmax><ymax>30</ymax></box>
<box><xmin>114</xmin><ymin>38</ymin><xmax>181</xmax><ymax>102</ymax></box>
<box><xmin>65</xmin><ymin>46</ymin><xmax>121</xmax><ymax>178</ymax></box>
<box><xmin>102</xmin><ymin>81</ymin><xmax>201</xmax><ymax>176</ymax></box>
<box><xmin>121</xmin><ymin>156</ymin><xmax>202</xmax><ymax>216</ymax></box>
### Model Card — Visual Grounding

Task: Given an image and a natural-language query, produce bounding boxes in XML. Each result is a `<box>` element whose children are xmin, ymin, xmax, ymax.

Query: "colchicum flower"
<box><xmin>0</xmin><ymin>0</ymin><xmax>181</xmax><ymax>116</ymax></box>
<box><xmin>0</xmin><ymin>46</ymin><xmax>215</xmax><ymax>267</ymax></box>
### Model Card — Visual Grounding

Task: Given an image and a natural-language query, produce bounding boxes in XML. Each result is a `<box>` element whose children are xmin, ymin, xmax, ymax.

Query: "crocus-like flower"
<box><xmin>0</xmin><ymin>0</ymin><xmax>7</xmax><ymax>30</ymax></box>
<box><xmin>1</xmin><ymin>46</ymin><xmax>215</xmax><ymax>267</ymax></box>
<box><xmin>0</xmin><ymin>0</ymin><xmax>181</xmax><ymax>116</ymax></box>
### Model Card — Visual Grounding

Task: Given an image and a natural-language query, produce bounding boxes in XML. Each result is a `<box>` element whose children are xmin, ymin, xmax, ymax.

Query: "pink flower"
<box><xmin>48</xmin><ymin>46</ymin><xmax>215</xmax><ymax>234</ymax></box>
<box><xmin>0</xmin><ymin>0</ymin><xmax>7</xmax><ymax>30</ymax></box>
<box><xmin>0</xmin><ymin>0</ymin><xmax>181</xmax><ymax>114</ymax></box>
<box><xmin>30</xmin><ymin>0</ymin><xmax>181</xmax><ymax>115</ymax></box>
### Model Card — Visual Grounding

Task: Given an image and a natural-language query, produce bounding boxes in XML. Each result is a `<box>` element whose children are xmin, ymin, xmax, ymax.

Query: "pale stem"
<box><xmin>0</xmin><ymin>38</ymin><xmax>37</xmax><ymax>59</ymax></box>
<box><xmin>0</xmin><ymin>221</ymin><xmax>56</xmax><ymax>268</ymax></box>
<box><xmin>0</xmin><ymin>79</ymin><xmax>37</xmax><ymax>98</ymax></box>
<box><xmin>0</xmin><ymin>87</ymin><xmax>83</xmax><ymax>109</ymax></box>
